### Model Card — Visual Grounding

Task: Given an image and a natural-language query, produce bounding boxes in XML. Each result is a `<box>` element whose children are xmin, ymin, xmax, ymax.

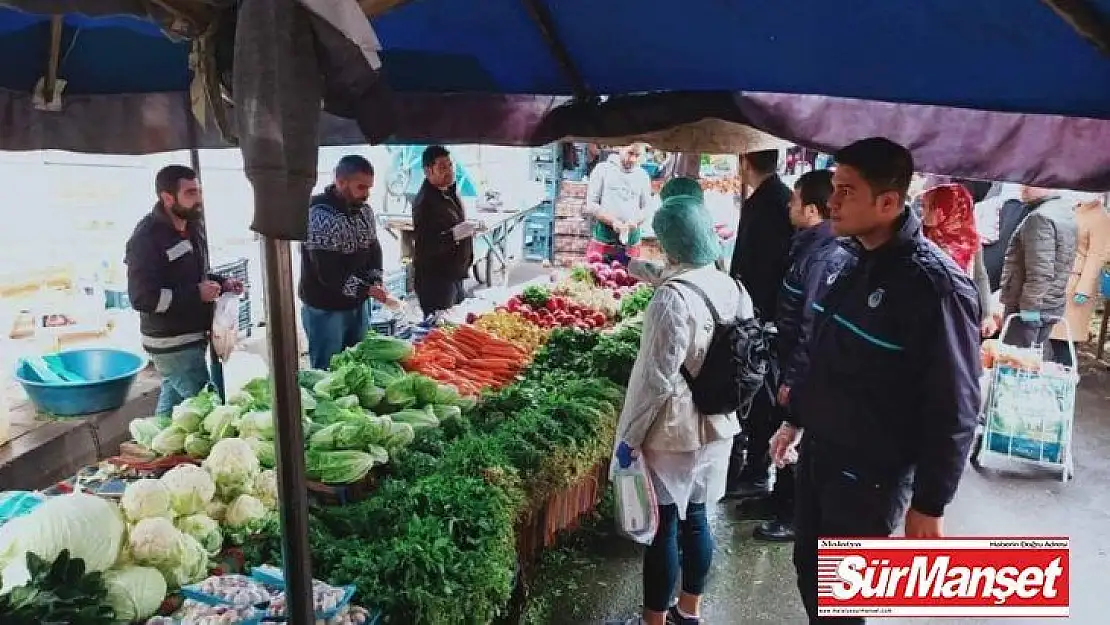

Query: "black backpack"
<box><xmin>668</xmin><ymin>278</ymin><xmax>775</xmax><ymax>419</ymax></box>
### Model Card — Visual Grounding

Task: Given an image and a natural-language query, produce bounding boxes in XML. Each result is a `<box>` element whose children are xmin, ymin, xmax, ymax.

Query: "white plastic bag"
<box><xmin>612</xmin><ymin>455</ymin><xmax>659</xmax><ymax>545</ymax></box>
<box><xmin>211</xmin><ymin>293</ymin><xmax>240</xmax><ymax>363</ymax></box>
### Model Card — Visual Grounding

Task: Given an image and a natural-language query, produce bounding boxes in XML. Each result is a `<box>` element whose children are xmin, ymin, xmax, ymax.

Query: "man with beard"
<box><xmin>126</xmin><ymin>165</ymin><xmax>243</xmax><ymax>416</ymax></box>
<box><xmin>299</xmin><ymin>155</ymin><xmax>389</xmax><ymax>370</ymax></box>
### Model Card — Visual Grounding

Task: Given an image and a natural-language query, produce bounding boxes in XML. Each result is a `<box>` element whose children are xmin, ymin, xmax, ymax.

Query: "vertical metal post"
<box><xmin>260</xmin><ymin>236</ymin><xmax>315</xmax><ymax>624</ymax></box>
<box><xmin>184</xmin><ymin>104</ymin><xmax>227</xmax><ymax>401</ymax></box>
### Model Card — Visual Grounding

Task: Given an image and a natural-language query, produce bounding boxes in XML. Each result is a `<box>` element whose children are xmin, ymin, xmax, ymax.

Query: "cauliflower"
<box><xmin>128</xmin><ymin>517</ymin><xmax>185</xmax><ymax>568</ymax></box>
<box><xmin>202</xmin><ymin>438</ymin><xmax>261</xmax><ymax>499</ymax></box>
<box><xmin>205</xmin><ymin>500</ymin><xmax>227</xmax><ymax>523</ymax></box>
<box><xmin>252</xmin><ymin>470</ymin><xmax>278</xmax><ymax>510</ymax></box>
<box><xmin>121</xmin><ymin>479</ymin><xmax>173</xmax><ymax>522</ymax></box>
<box><xmin>225</xmin><ymin>494</ymin><xmax>266</xmax><ymax>528</ymax></box>
<box><xmin>223</xmin><ymin>494</ymin><xmax>268</xmax><ymax>545</ymax></box>
<box><xmin>201</xmin><ymin>405</ymin><xmax>242</xmax><ymax>439</ymax></box>
<box><xmin>160</xmin><ymin>464</ymin><xmax>216</xmax><ymax>516</ymax></box>
<box><xmin>175</xmin><ymin>513</ymin><xmax>223</xmax><ymax>555</ymax></box>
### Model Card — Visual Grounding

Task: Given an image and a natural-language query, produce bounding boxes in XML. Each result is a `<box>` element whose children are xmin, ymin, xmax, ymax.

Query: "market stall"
<box><xmin>0</xmin><ymin>264</ymin><xmax>654</xmax><ymax>623</ymax></box>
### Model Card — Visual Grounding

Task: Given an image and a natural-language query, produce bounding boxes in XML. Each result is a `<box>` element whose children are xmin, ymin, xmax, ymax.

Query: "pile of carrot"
<box><xmin>403</xmin><ymin>324</ymin><xmax>531</xmax><ymax>396</ymax></box>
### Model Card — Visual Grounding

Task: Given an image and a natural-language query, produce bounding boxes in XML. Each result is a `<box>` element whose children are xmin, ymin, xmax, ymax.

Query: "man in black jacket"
<box><xmin>126</xmin><ymin>165</ymin><xmax>243</xmax><ymax>416</ymax></box>
<box><xmin>412</xmin><ymin>145</ymin><xmax>474</xmax><ymax>317</ymax></box>
<box><xmin>770</xmin><ymin>138</ymin><xmax>980</xmax><ymax>624</ymax></box>
<box><xmin>727</xmin><ymin>149</ymin><xmax>795</xmax><ymax>498</ymax></box>
<box><xmin>752</xmin><ymin>169</ymin><xmax>848</xmax><ymax>542</ymax></box>
<box><xmin>299</xmin><ymin>155</ymin><xmax>388</xmax><ymax>370</ymax></box>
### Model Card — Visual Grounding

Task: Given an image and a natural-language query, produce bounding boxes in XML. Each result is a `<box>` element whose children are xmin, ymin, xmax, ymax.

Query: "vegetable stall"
<box><xmin>0</xmin><ymin>265</ymin><xmax>654</xmax><ymax>624</ymax></box>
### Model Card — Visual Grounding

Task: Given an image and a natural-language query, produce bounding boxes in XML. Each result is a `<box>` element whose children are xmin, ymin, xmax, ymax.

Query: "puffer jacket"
<box><xmin>999</xmin><ymin>196</ymin><xmax>1079</xmax><ymax>316</ymax></box>
<box><xmin>776</xmin><ymin>221</ymin><xmax>852</xmax><ymax>389</ymax></box>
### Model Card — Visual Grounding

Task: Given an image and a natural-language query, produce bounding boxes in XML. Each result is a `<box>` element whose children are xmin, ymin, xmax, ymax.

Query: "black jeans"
<box><xmin>415</xmin><ymin>276</ymin><xmax>465</xmax><ymax>317</ymax></box>
<box><xmin>793</xmin><ymin>442</ymin><xmax>911</xmax><ymax>624</ymax></box>
<box><xmin>730</xmin><ymin>387</ymin><xmax>780</xmax><ymax>485</ymax></box>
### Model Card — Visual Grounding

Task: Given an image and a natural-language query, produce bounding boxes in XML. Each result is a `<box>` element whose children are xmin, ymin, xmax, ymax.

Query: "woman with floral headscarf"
<box><xmin>921</xmin><ymin>184</ymin><xmax>999</xmax><ymax>336</ymax></box>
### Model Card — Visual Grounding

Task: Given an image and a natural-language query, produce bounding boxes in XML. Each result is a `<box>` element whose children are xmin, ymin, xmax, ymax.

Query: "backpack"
<box><xmin>668</xmin><ymin>277</ymin><xmax>775</xmax><ymax>419</ymax></box>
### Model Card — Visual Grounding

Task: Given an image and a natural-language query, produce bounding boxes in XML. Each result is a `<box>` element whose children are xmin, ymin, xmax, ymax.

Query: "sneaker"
<box><xmin>667</xmin><ymin>605</ymin><xmax>703</xmax><ymax>624</ymax></box>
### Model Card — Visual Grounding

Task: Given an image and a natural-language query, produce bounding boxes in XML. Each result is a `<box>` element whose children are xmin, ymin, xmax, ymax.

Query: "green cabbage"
<box><xmin>102</xmin><ymin>566</ymin><xmax>167</xmax><ymax>622</ymax></box>
<box><xmin>0</xmin><ymin>493</ymin><xmax>125</xmax><ymax>590</ymax></box>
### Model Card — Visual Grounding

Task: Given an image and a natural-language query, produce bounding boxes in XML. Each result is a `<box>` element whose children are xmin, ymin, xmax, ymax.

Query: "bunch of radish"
<box><xmin>584</xmin><ymin>253</ymin><xmax>641</xmax><ymax>291</ymax></box>
<box><xmin>489</xmin><ymin>295</ymin><xmax>609</xmax><ymax>330</ymax></box>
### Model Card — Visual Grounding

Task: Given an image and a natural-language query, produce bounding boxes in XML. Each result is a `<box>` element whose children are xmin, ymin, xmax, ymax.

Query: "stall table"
<box><xmin>379</xmin><ymin>203</ymin><xmax>540</xmax><ymax>288</ymax></box>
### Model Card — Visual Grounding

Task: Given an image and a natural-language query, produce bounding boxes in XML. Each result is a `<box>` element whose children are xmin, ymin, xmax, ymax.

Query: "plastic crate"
<box><xmin>211</xmin><ymin>258</ymin><xmax>252</xmax><ymax>337</ymax></box>
<box><xmin>523</xmin><ymin>215</ymin><xmax>554</xmax><ymax>262</ymax></box>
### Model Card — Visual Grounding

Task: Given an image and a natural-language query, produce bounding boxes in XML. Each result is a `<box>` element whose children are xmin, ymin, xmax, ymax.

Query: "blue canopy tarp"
<box><xmin>2</xmin><ymin>0</ymin><xmax>1110</xmax><ymax>217</ymax></box>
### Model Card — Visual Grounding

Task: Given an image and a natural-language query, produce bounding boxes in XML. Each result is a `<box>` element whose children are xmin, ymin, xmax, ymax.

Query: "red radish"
<box><xmin>592</xmin><ymin>312</ymin><xmax>607</xmax><ymax>327</ymax></box>
<box><xmin>612</xmin><ymin>291</ymin><xmax>621</xmax><ymax>299</ymax></box>
<box><xmin>611</xmin><ymin>260</ymin><xmax>623</xmax><ymax>269</ymax></box>
<box><xmin>612</xmin><ymin>268</ymin><xmax>629</xmax><ymax>284</ymax></box>
<box><xmin>466</xmin><ymin>312</ymin><xmax>478</xmax><ymax>323</ymax></box>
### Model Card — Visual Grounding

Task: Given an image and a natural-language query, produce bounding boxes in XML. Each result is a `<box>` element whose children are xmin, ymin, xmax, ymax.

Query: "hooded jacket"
<box><xmin>792</xmin><ymin>209</ymin><xmax>981</xmax><ymax>518</ymax></box>
<box><xmin>776</xmin><ymin>221</ymin><xmax>851</xmax><ymax>389</ymax></box>
<box><xmin>999</xmin><ymin>196</ymin><xmax>1079</xmax><ymax>317</ymax></box>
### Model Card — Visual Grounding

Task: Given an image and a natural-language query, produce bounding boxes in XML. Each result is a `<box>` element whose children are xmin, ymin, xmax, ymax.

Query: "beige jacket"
<box><xmin>1051</xmin><ymin>201</ymin><xmax>1110</xmax><ymax>342</ymax></box>
<box><xmin>615</xmin><ymin>264</ymin><xmax>750</xmax><ymax>453</ymax></box>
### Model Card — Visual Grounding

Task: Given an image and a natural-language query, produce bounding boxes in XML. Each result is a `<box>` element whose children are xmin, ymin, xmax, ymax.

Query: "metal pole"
<box><xmin>260</xmin><ymin>236</ymin><xmax>315</xmax><ymax>624</ymax></box>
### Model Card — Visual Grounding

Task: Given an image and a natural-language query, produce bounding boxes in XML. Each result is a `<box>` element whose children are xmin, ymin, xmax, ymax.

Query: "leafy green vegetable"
<box><xmin>0</xmin><ymin>550</ymin><xmax>115</xmax><ymax>624</ymax></box>
<box><xmin>335</xmin><ymin>395</ymin><xmax>360</xmax><ymax>410</ymax></box>
<box><xmin>297</xmin><ymin>368</ymin><xmax>330</xmax><ymax>390</ymax></box>
<box><xmin>383</xmin><ymin>375</ymin><xmax>419</xmax><ymax>409</ymax></box>
<box><xmin>619</xmin><ymin>284</ymin><xmax>655</xmax><ymax>319</ymax></box>
<box><xmin>305</xmin><ymin>449</ymin><xmax>381</xmax><ymax>484</ymax></box>
<box><xmin>520</xmin><ymin>284</ymin><xmax>551</xmax><ymax>309</ymax></box>
<box><xmin>390</xmin><ymin>408</ymin><xmax>440</xmax><ymax>430</ymax></box>
<box><xmin>330</xmin><ymin>332</ymin><xmax>414</xmax><ymax>369</ymax></box>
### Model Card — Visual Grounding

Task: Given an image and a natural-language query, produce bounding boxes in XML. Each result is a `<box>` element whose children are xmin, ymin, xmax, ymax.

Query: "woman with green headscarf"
<box><xmin>610</xmin><ymin>195</ymin><xmax>754</xmax><ymax>625</ymax></box>
<box><xmin>658</xmin><ymin>176</ymin><xmax>705</xmax><ymax>203</ymax></box>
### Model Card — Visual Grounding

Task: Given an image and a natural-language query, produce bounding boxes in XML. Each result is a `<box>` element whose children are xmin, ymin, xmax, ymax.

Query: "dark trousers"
<box><xmin>729</xmin><ymin>387</ymin><xmax>779</xmax><ymax>485</ymax></box>
<box><xmin>793</xmin><ymin>443</ymin><xmax>911</xmax><ymax>624</ymax></box>
<box><xmin>415</xmin><ymin>275</ymin><xmax>465</xmax><ymax>318</ymax></box>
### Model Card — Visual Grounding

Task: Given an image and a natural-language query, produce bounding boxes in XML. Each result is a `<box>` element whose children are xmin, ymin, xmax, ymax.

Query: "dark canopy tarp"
<box><xmin>3</xmin><ymin>0</ymin><xmax>1110</xmax><ymax>237</ymax></box>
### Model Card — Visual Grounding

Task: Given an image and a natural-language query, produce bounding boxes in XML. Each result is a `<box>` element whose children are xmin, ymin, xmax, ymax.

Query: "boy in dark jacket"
<box><xmin>412</xmin><ymin>146</ymin><xmax>474</xmax><ymax>316</ymax></box>
<box><xmin>770</xmin><ymin>138</ymin><xmax>980</xmax><ymax>624</ymax></box>
<box><xmin>752</xmin><ymin>170</ymin><xmax>848</xmax><ymax>542</ymax></box>
<box><xmin>126</xmin><ymin>165</ymin><xmax>243</xmax><ymax>416</ymax></box>
<box><xmin>299</xmin><ymin>155</ymin><xmax>388</xmax><ymax>370</ymax></box>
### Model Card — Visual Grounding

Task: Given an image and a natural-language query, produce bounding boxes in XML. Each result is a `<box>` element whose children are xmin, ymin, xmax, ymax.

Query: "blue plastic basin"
<box><xmin>14</xmin><ymin>348</ymin><xmax>147</xmax><ymax>417</ymax></box>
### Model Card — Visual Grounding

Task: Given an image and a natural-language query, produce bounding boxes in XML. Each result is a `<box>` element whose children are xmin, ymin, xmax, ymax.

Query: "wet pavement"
<box><xmin>528</xmin><ymin>366</ymin><xmax>1110</xmax><ymax>625</ymax></box>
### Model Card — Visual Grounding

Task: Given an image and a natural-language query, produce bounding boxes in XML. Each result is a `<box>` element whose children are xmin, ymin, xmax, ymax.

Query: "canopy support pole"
<box><xmin>259</xmin><ymin>236</ymin><xmax>315</xmax><ymax>623</ymax></box>
<box><xmin>1042</xmin><ymin>0</ymin><xmax>1110</xmax><ymax>55</ymax></box>
<box><xmin>520</xmin><ymin>0</ymin><xmax>593</xmax><ymax>101</ymax></box>
<box><xmin>44</xmin><ymin>15</ymin><xmax>63</xmax><ymax>104</ymax></box>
